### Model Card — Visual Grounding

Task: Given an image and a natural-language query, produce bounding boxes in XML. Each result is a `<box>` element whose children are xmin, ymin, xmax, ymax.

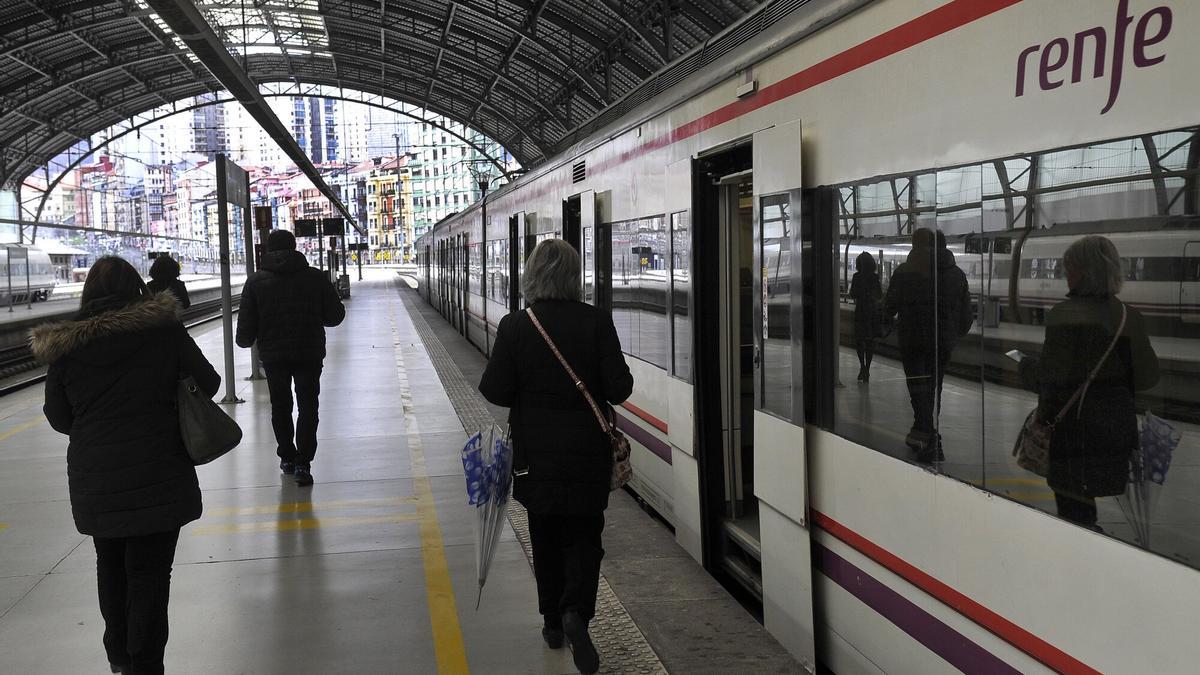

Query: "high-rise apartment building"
<box><xmin>191</xmin><ymin>93</ymin><xmax>227</xmax><ymax>160</ymax></box>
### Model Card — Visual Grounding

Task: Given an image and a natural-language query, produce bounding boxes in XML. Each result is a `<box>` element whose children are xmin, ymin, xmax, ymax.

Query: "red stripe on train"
<box><xmin>812</xmin><ymin>510</ymin><xmax>1102</xmax><ymax>675</ymax></box>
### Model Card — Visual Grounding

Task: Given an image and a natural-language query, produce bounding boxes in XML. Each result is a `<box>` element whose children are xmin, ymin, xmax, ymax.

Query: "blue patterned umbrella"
<box><xmin>1116</xmin><ymin>412</ymin><xmax>1181</xmax><ymax>548</ymax></box>
<box><xmin>460</xmin><ymin>426</ymin><xmax>514</xmax><ymax>609</ymax></box>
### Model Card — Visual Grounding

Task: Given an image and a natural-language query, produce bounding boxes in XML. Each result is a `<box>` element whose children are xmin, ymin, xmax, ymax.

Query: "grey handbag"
<box><xmin>177</xmin><ymin>375</ymin><xmax>243</xmax><ymax>465</ymax></box>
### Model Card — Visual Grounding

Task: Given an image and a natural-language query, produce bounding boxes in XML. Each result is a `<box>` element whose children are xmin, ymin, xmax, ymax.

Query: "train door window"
<box><xmin>670</xmin><ymin>210</ymin><xmax>692</xmax><ymax>381</ymax></box>
<box><xmin>636</xmin><ymin>215</ymin><xmax>668</xmax><ymax>368</ymax></box>
<box><xmin>583</xmin><ymin>225</ymin><xmax>595</xmax><ymax>304</ymax></box>
<box><xmin>563</xmin><ymin>195</ymin><xmax>582</xmax><ymax>253</ymax></box>
<box><xmin>759</xmin><ymin>193</ymin><xmax>793</xmax><ymax>418</ymax></box>
<box><xmin>595</xmin><ymin>222</ymin><xmax>612</xmax><ymax>312</ymax></box>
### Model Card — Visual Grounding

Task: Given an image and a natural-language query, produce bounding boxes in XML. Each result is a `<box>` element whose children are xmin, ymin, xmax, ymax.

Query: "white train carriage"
<box><xmin>419</xmin><ymin>1</ymin><xmax>1200</xmax><ymax>672</ymax></box>
<box><xmin>0</xmin><ymin>247</ymin><xmax>56</xmax><ymax>303</ymax></box>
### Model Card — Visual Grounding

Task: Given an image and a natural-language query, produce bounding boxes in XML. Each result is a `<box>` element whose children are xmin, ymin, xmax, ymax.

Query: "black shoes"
<box><xmin>914</xmin><ymin>433</ymin><xmax>945</xmax><ymax>464</ymax></box>
<box><xmin>542</xmin><ymin>624</ymin><xmax>564</xmax><ymax>649</ymax></box>
<box><xmin>562</xmin><ymin>611</ymin><xmax>599</xmax><ymax>674</ymax></box>
<box><xmin>109</xmin><ymin>664</ymin><xmax>127</xmax><ymax>674</ymax></box>
<box><xmin>280</xmin><ymin>460</ymin><xmax>296</xmax><ymax>475</ymax></box>
<box><xmin>294</xmin><ymin>466</ymin><xmax>314</xmax><ymax>486</ymax></box>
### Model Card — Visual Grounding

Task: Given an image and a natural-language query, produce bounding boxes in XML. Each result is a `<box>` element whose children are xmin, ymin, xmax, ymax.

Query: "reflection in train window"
<box><xmin>607</xmin><ymin>216</ymin><xmax>668</xmax><ymax>369</ymax></box>
<box><xmin>670</xmin><ymin>211</ymin><xmax>692</xmax><ymax>381</ymax></box>
<box><xmin>824</xmin><ymin>125</ymin><xmax>1200</xmax><ymax>568</ymax></box>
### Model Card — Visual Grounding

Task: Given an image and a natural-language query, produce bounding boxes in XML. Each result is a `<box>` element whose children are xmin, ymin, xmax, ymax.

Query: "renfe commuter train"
<box><xmin>419</xmin><ymin>1</ymin><xmax>1200</xmax><ymax>672</ymax></box>
<box><xmin>0</xmin><ymin>247</ymin><xmax>55</xmax><ymax>303</ymax></box>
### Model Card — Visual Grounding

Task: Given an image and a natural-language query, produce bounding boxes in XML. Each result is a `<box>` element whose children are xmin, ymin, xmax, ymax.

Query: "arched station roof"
<box><xmin>0</xmin><ymin>0</ymin><xmax>765</xmax><ymax>189</ymax></box>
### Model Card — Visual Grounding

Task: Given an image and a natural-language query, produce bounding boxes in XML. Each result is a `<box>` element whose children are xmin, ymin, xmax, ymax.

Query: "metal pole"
<box><xmin>6</xmin><ymin>248</ymin><xmax>12</xmax><ymax>313</ymax></box>
<box><xmin>356</xmin><ymin>238</ymin><xmax>363</xmax><ymax>281</ymax></box>
<box><xmin>242</xmin><ymin>171</ymin><xmax>263</xmax><ymax>381</ymax></box>
<box><xmin>216</xmin><ymin>156</ymin><xmax>243</xmax><ymax>404</ymax></box>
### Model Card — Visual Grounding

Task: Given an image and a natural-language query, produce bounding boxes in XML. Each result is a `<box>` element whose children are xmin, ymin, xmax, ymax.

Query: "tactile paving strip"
<box><xmin>398</xmin><ymin>285</ymin><xmax>667</xmax><ymax>675</ymax></box>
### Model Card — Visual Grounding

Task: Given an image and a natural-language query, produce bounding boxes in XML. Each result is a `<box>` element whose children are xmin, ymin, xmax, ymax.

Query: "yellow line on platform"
<box><xmin>0</xmin><ymin>416</ymin><xmax>45</xmax><ymax>443</ymax></box>
<box><xmin>392</xmin><ymin>297</ymin><xmax>470</xmax><ymax>675</ymax></box>
<box><xmin>191</xmin><ymin>513</ymin><xmax>419</xmax><ymax>535</ymax></box>
<box><xmin>204</xmin><ymin>496</ymin><xmax>418</xmax><ymax>518</ymax></box>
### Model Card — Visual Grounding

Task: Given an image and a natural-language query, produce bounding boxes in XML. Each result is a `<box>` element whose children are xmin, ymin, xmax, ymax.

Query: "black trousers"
<box><xmin>264</xmin><ymin>361</ymin><xmax>323</xmax><ymax>466</ymax></box>
<box><xmin>1054</xmin><ymin>491</ymin><xmax>1099</xmax><ymax>527</ymax></box>
<box><xmin>527</xmin><ymin>513</ymin><xmax>605</xmax><ymax>624</ymax></box>
<box><xmin>900</xmin><ymin>346</ymin><xmax>952</xmax><ymax>436</ymax></box>
<box><xmin>94</xmin><ymin>529</ymin><xmax>181</xmax><ymax>675</ymax></box>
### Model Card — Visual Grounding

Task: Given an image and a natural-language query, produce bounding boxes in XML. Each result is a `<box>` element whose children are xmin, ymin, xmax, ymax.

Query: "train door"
<box><xmin>751</xmin><ymin>120</ymin><xmax>814</xmax><ymax>665</ymax></box>
<box><xmin>509</xmin><ymin>214</ymin><xmax>521</xmax><ymax>313</ymax></box>
<box><xmin>565</xmin><ymin>191</ymin><xmax>595</xmax><ymax>298</ymax></box>
<box><xmin>461</xmin><ymin>233</ymin><xmax>469</xmax><ymax>336</ymax></box>
<box><xmin>1183</xmin><ymin>241</ymin><xmax>1200</xmax><ymax>324</ymax></box>
<box><xmin>594</xmin><ymin>221</ymin><xmax>612</xmax><ymax>312</ymax></box>
<box><xmin>693</xmin><ymin>142</ymin><xmax>758</xmax><ymax>602</ymax></box>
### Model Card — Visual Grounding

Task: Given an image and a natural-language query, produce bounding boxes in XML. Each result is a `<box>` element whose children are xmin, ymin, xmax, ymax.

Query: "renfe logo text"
<box><xmin>1015</xmin><ymin>0</ymin><xmax>1172</xmax><ymax>114</ymax></box>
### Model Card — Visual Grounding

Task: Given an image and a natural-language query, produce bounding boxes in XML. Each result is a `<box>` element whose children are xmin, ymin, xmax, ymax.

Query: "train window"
<box><xmin>670</xmin><ymin>211</ymin><xmax>692</xmax><ymax>382</ymax></box>
<box><xmin>610</xmin><ymin>220</ymin><xmax>637</xmax><ymax>357</ymax></box>
<box><xmin>583</xmin><ymin>226</ymin><xmax>595</xmax><ymax>304</ymax></box>
<box><xmin>636</xmin><ymin>216</ymin><xmax>668</xmax><ymax>369</ymax></box>
<box><xmin>760</xmin><ymin>194</ymin><xmax>792</xmax><ymax>419</ymax></box>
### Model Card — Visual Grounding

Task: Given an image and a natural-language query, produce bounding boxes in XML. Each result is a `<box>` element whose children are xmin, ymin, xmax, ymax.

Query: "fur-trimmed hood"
<box><xmin>30</xmin><ymin>292</ymin><xmax>181</xmax><ymax>364</ymax></box>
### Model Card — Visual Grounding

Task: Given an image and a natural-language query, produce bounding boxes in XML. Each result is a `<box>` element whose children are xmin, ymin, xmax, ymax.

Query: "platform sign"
<box><xmin>294</xmin><ymin>219</ymin><xmax>319</xmax><ymax>237</ymax></box>
<box><xmin>254</xmin><ymin>206</ymin><xmax>272</xmax><ymax>231</ymax></box>
<box><xmin>322</xmin><ymin>217</ymin><xmax>345</xmax><ymax>235</ymax></box>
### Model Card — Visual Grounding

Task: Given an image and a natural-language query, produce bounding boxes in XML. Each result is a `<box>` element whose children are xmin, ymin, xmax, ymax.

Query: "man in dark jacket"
<box><xmin>236</xmin><ymin>229</ymin><xmax>345</xmax><ymax>485</ymax></box>
<box><xmin>883</xmin><ymin>228</ymin><xmax>974</xmax><ymax>462</ymax></box>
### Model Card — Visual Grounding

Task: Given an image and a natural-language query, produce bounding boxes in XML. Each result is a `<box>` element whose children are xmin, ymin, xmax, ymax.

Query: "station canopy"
<box><xmin>0</xmin><ymin>0</ymin><xmax>776</xmax><ymax>189</ymax></box>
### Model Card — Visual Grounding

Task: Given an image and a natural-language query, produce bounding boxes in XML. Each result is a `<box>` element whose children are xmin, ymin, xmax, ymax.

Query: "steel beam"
<box><xmin>141</xmin><ymin>0</ymin><xmax>361</xmax><ymax>235</ymax></box>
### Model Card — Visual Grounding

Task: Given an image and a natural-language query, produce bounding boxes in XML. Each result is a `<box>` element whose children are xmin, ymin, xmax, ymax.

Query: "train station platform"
<box><xmin>0</xmin><ymin>271</ymin><xmax>801</xmax><ymax>674</ymax></box>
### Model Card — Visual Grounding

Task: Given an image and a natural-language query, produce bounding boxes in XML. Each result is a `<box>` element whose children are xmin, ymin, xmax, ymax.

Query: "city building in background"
<box><xmin>14</xmin><ymin>93</ymin><xmax>516</xmax><ymax>270</ymax></box>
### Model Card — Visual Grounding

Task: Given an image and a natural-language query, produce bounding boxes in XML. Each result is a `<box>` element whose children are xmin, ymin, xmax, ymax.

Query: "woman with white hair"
<box><xmin>1032</xmin><ymin>235</ymin><xmax>1158</xmax><ymax>529</ymax></box>
<box><xmin>479</xmin><ymin>238</ymin><xmax>633</xmax><ymax>674</ymax></box>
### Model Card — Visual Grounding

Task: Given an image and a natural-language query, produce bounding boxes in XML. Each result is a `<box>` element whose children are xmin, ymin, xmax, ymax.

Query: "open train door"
<box><xmin>751</xmin><ymin>119</ymin><xmax>815</xmax><ymax>669</ymax></box>
<box><xmin>1183</xmin><ymin>241</ymin><xmax>1200</xmax><ymax>324</ymax></box>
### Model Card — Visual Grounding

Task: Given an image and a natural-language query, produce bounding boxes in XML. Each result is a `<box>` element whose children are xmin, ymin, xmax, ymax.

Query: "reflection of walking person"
<box><xmin>236</xmin><ymin>229</ymin><xmax>346</xmax><ymax>486</ymax></box>
<box><xmin>1026</xmin><ymin>236</ymin><xmax>1159</xmax><ymax>529</ymax></box>
<box><xmin>850</xmin><ymin>251</ymin><xmax>882</xmax><ymax>382</ymax></box>
<box><xmin>883</xmin><ymin>229</ymin><xmax>973</xmax><ymax>462</ymax></box>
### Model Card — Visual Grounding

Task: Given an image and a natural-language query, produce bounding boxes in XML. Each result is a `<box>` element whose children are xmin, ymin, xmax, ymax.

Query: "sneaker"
<box><xmin>562</xmin><ymin>611</ymin><xmax>599</xmax><ymax>674</ymax></box>
<box><xmin>280</xmin><ymin>460</ymin><xmax>296</xmax><ymax>475</ymax></box>
<box><xmin>294</xmin><ymin>466</ymin><xmax>314</xmax><ymax>486</ymax></box>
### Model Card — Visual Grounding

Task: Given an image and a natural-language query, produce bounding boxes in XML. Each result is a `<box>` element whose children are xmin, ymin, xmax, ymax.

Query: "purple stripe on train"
<box><xmin>613</xmin><ymin>412</ymin><xmax>673</xmax><ymax>465</ymax></box>
<box><xmin>814</xmin><ymin>542</ymin><xmax>1020</xmax><ymax>675</ymax></box>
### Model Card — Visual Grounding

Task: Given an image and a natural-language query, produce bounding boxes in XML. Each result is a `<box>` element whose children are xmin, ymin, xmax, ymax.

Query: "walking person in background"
<box><xmin>1024</xmin><ymin>236</ymin><xmax>1159</xmax><ymax>529</ymax></box>
<box><xmin>146</xmin><ymin>254</ymin><xmax>190</xmax><ymax>309</ymax></box>
<box><xmin>236</xmin><ymin>229</ymin><xmax>346</xmax><ymax>486</ymax></box>
<box><xmin>479</xmin><ymin>239</ymin><xmax>634</xmax><ymax>675</ymax></box>
<box><xmin>32</xmin><ymin>256</ymin><xmax>220</xmax><ymax>675</ymax></box>
<box><xmin>883</xmin><ymin>228</ymin><xmax>973</xmax><ymax>462</ymax></box>
<box><xmin>850</xmin><ymin>251</ymin><xmax>882</xmax><ymax>382</ymax></box>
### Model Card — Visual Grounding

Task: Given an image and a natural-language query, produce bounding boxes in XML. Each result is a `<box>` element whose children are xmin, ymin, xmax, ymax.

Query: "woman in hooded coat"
<box><xmin>30</xmin><ymin>256</ymin><xmax>219</xmax><ymax>675</ymax></box>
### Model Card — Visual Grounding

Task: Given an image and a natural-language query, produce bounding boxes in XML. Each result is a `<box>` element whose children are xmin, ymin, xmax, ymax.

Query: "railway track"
<box><xmin>0</xmin><ymin>295</ymin><xmax>239</xmax><ymax>397</ymax></box>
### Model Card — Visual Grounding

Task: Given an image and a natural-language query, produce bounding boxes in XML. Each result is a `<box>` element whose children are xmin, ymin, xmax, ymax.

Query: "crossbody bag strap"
<box><xmin>1051</xmin><ymin>302</ymin><xmax>1127</xmax><ymax>425</ymax></box>
<box><xmin>525</xmin><ymin>308</ymin><xmax>614</xmax><ymax>436</ymax></box>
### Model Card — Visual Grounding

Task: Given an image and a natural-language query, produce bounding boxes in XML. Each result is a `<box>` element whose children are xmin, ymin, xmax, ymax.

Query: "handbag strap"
<box><xmin>525</xmin><ymin>308</ymin><xmax>615</xmax><ymax>437</ymax></box>
<box><xmin>1050</xmin><ymin>302</ymin><xmax>1127</xmax><ymax>425</ymax></box>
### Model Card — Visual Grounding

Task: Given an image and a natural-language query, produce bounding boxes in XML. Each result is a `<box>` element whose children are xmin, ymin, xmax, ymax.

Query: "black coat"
<box><xmin>1037</xmin><ymin>295</ymin><xmax>1159</xmax><ymax>497</ymax></box>
<box><xmin>147</xmin><ymin>278</ymin><xmax>190</xmax><ymax>309</ymax></box>
<box><xmin>31</xmin><ymin>293</ymin><xmax>220</xmax><ymax>538</ymax></box>
<box><xmin>479</xmin><ymin>300</ymin><xmax>634</xmax><ymax>515</ymax></box>
<box><xmin>883</xmin><ymin>247</ymin><xmax>973</xmax><ymax>352</ymax></box>
<box><xmin>849</xmin><ymin>271</ymin><xmax>881</xmax><ymax>340</ymax></box>
<box><xmin>235</xmin><ymin>250</ymin><xmax>346</xmax><ymax>364</ymax></box>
